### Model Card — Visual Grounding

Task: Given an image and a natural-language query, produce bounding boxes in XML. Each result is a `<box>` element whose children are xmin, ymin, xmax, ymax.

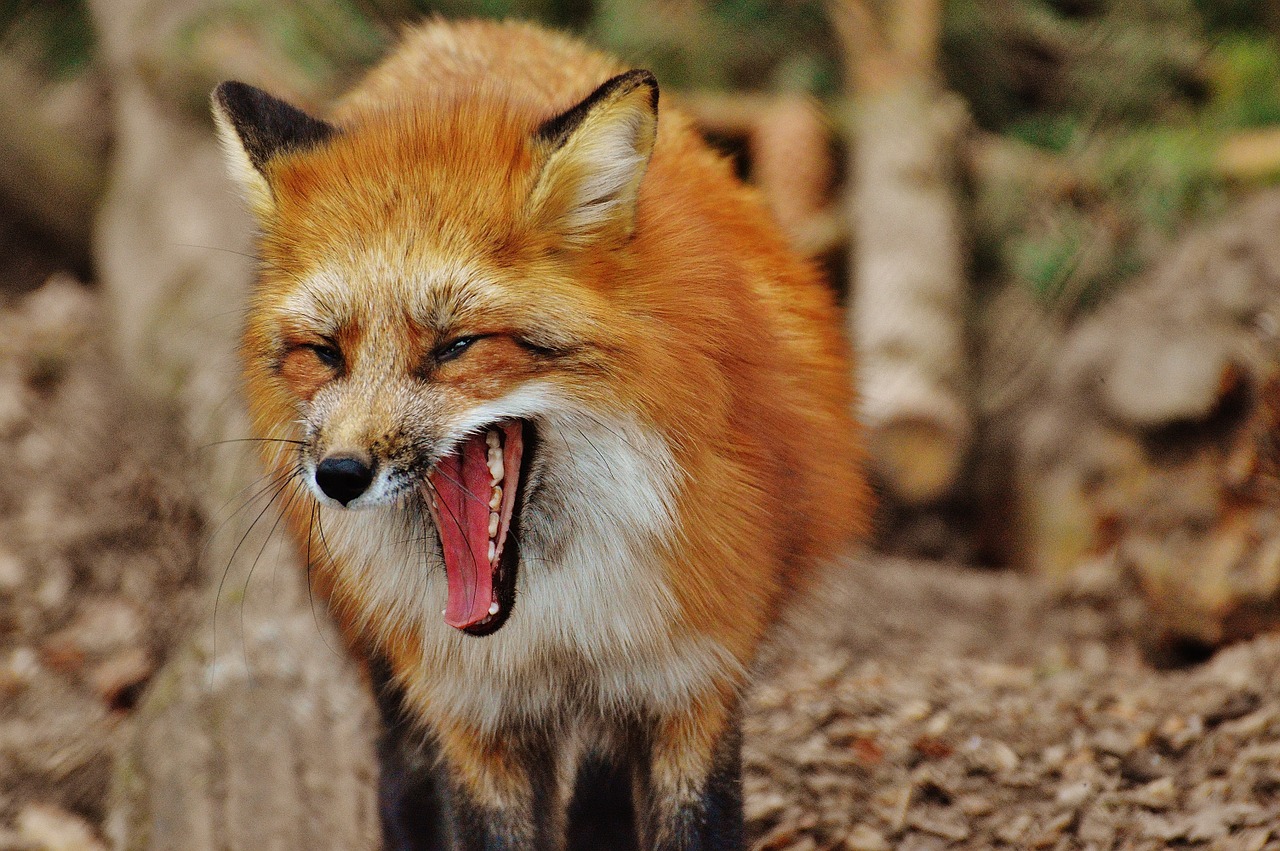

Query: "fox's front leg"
<box><xmin>638</xmin><ymin>694</ymin><xmax>744</xmax><ymax>851</ymax></box>
<box><xmin>430</xmin><ymin>718</ymin><xmax>562</xmax><ymax>851</ymax></box>
<box><xmin>372</xmin><ymin>660</ymin><xmax>559</xmax><ymax>851</ymax></box>
<box><xmin>377</xmin><ymin>718</ymin><xmax>557</xmax><ymax>851</ymax></box>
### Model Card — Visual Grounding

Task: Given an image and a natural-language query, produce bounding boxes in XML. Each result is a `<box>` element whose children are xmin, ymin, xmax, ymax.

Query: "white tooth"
<box><xmin>488</xmin><ymin>540</ymin><xmax>496</xmax><ymax>563</ymax></box>
<box><xmin>442</xmin><ymin>609</ymin><xmax>447</xmax><ymax>616</ymax></box>
<box><xmin>489</xmin><ymin>486</ymin><xmax>502</xmax><ymax>510</ymax></box>
<box><xmin>488</xmin><ymin>511</ymin><xmax>499</xmax><ymax>537</ymax></box>
<box><xmin>486</xmin><ymin>431</ymin><xmax>503</xmax><ymax>479</ymax></box>
<box><xmin>488</xmin><ymin>601</ymin><xmax>500</xmax><ymax>616</ymax></box>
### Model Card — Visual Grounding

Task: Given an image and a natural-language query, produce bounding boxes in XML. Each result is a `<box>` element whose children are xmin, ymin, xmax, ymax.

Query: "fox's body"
<box><xmin>214</xmin><ymin>18</ymin><xmax>866</xmax><ymax>851</ymax></box>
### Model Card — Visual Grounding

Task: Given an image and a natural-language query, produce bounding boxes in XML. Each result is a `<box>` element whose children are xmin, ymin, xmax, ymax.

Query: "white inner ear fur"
<box><xmin>211</xmin><ymin>103</ymin><xmax>275</xmax><ymax>217</ymax></box>
<box><xmin>531</xmin><ymin>88</ymin><xmax>657</xmax><ymax>244</ymax></box>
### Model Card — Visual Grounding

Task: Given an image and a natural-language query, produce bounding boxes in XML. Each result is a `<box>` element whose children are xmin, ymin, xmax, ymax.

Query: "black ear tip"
<box><xmin>208</xmin><ymin>81</ymin><xmax>337</xmax><ymax>173</ymax></box>
<box><xmin>211</xmin><ymin>80</ymin><xmax>244</xmax><ymax>110</ymax></box>
<box><xmin>211</xmin><ymin>80</ymin><xmax>269</xmax><ymax>119</ymax></box>
<box><xmin>621</xmin><ymin>69</ymin><xmax>659</xmax><ymax>108</ymax></box>
<box><xmin>536</xmin><ymin>68</ymin><xmax>660</xmax><ymax>146</ymax></box>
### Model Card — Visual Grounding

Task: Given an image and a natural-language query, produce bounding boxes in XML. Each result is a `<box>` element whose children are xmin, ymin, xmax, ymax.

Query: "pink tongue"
<box><xmin>430</xmin><ymin>433</ymin><xmax>496</xmax><ymax>629</ymax></box>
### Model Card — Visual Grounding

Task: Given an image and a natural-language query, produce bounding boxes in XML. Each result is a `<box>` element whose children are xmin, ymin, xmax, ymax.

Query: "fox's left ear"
<box><xmin>529</xmin><ymin>69</ymin><xmax>658</xmax><ymax>246</ymax></box>
<box><xmin>211</xmin><ymin>81</ymin><xmax>337</xmax><ymax>216</ymax></box>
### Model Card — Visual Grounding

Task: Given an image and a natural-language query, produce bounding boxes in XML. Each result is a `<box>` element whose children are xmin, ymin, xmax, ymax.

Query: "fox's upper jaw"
<box><xmin>299</xmin><ymin>386</ymin><xmax>553</xmax><ymax>513</ymax></box>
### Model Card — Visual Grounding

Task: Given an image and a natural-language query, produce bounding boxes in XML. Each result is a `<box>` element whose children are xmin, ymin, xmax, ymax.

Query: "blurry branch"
<box><xmin>829</xmin><ymin>0</ymin><xmax>972</xmax><ymax>505</ymax></box>
<box><xmin>678</xmin><ymin>91</ymin><xmax>778</xmax><ymax>136</ymax></box>
<box><xmin>966</xmin><ymin>126</ymin><xmax>1280</xmax><ymax>197</ymax></box>
<box><xmin>829</xmin><ymin>0</ymin><xmax>940</xmax><ymax>92</ymax></box>
<box><xmin>750</xmin><ymin>97</ymin><xmax>836</xmax><ymax>254</ymax></box>
<box><xmin>0</xmin><ymin>58</ymin><xmax>103</xmax><ymax>269</ymax></box>
<box><xmin>890</xmin><ymin>0</ymin><xmax>942</xmax><ymax>73</ymax></box>
<box><xmin>1214</xmin><ymin>127</ymin><xmax>1280</xmax><ymax>183</ymax></box>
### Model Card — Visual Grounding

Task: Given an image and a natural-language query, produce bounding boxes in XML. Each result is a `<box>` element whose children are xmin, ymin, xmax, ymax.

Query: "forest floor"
<box><xmin>1</xmin><ymin>278</ymin><xmax>1279</xmax><ymax>850</ymax></box>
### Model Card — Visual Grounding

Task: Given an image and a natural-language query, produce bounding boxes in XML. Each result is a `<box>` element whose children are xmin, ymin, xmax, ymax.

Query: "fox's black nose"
<box><xmin>315</xmin><ymin>455</ymin><xmax>374</xmax><ymax>506</ymax></box>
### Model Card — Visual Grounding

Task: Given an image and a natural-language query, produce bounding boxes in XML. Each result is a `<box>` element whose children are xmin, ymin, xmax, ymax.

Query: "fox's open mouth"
<box><xmin>426</xmin><ymin>420</ymin><xmax>528</xmax><ymax>636</ymax></box>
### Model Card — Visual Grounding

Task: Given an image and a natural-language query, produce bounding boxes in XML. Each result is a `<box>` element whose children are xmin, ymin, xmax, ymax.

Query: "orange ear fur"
<box><xmin>527</xmin><ymin>70</ymin><xmax>659</xmax><ymax>246</ymax></box>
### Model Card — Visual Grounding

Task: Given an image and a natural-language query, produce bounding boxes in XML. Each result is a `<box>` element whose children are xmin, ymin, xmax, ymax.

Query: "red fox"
<box><xmin>212</xmin><ymin>18</ymin><xmax>867</xmax><ymax>851</ymax></box>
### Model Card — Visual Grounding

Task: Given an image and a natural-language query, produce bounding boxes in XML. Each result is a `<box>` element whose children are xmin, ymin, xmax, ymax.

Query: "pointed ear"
<box><xmin>211</xmin><ymin>81</ymin><xmax>337</xmax><ymax>215</ymax></box>
<box><xmin>528</xmin><ymin>70</ymin><xmax>659</xmax><ymax>246</ymax></box>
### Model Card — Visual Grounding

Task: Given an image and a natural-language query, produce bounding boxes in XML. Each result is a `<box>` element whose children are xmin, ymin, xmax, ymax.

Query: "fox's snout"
<box><xmin>313</xmin><ymin>453</ymin><xmax>375</xmax><ymax>506</ymax></box>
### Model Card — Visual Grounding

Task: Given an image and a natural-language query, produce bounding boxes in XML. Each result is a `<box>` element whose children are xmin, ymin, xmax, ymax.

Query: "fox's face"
<box><xmin>214</xmin><ymin>73</ymin><xmax>675</xmax><ymax>636</ymax></box>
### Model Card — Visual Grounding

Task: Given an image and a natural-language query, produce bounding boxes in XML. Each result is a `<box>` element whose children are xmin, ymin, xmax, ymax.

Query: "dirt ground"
<box><xmin>2</xmin><ymin>278</ymin><xmax>1279</xmax><ymax>849</ymax></box>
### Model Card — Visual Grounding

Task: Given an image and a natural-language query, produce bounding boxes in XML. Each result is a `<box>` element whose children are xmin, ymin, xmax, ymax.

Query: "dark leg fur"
<box><xmin>446</xmin><ymin>767</ymin><xmax>559</xmax><ymax>851</ymax></box>
<box><xmin>566</xmin><ymin>752</ymin><xmax>639</xmax><ymax>851</ymax></box>
<box><xmin>373</xmin><ymin>654</ymin><xmax>743</xmax><ymax>851</ymax></box>
<box><xmin>371</xmin><ymin>656</ymin><xmax>450</xmax><ymax>851</ymax></box>
<box><xmin>698</xmin><ymin>717</ymin><xmax>745</xmax><ymax>851</ymax></box>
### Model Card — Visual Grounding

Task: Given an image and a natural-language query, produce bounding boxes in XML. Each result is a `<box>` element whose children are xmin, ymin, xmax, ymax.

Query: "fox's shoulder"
<box><xmin>335</xmin><ymin>18</ymin><xmax>626</xmax><ymax>120</ymax></box>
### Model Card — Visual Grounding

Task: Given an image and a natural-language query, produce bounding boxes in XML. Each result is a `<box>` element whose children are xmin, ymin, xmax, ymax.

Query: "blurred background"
<box><xmin>5</xmin><ymin>1</ymin><xmax>1280</xmax><ymax>848</ymax></box>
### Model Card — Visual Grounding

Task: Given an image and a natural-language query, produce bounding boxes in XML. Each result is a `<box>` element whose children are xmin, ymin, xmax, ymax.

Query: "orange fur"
<box><xmin>226</xmin><ymin>17</ymin><xmax>869</xmax><ymax>841</ymax></box>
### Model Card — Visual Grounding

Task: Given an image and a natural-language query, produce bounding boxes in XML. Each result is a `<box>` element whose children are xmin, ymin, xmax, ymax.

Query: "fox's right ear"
<box><xmin>211</xmin><ymin>81</ymin><xmax>337</xmax><ymax>216</ymax></box>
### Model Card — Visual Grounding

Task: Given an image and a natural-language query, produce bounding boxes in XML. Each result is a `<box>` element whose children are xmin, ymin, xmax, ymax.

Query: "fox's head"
<box><xmin>212</xmin><ymin>71</ymin><xmax>676</xmax><ymax>636</ymax></box>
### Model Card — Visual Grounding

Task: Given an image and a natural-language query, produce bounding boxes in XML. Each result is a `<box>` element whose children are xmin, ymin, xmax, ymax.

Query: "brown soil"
<box><xmin>2</xmin><ymin>278</ymin><xmax>1279</xmax><ymax>849</ymax></box>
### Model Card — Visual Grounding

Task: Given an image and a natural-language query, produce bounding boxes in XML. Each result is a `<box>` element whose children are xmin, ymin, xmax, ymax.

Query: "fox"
<box><xmin>211</xmin><ymin>17</ymin><xmax>867</xmax><ymax>851</ymax></box>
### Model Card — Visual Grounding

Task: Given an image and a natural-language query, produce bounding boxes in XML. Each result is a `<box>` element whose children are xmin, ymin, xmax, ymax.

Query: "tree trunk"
<box><xmin>86</xmin><ymin>2</ymin><xmax>379</xmax><ymax>846</ymax></box>
<box><xmin>0</xmin><ymin>59</ymin><xmax>103</xmax><ymax>271</ymax></box>
<box><xmin>830</xmin><ymin>0</ymin><xmax>972</xmax><ymax>506</ymax></box>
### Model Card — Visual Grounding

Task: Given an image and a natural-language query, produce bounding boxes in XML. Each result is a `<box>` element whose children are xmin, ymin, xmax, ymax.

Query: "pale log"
<box><xmin>86</xmin><ymin>1</ymin><xmax>380</xmax><ymax>845</ymax></box>
<box><xmin>831</xmin><ymin>0</ymin><xmax>972</xmax><ymax>505</ymax></box>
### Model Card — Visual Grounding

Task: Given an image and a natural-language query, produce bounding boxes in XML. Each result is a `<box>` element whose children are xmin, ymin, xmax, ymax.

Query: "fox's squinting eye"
<box><xmin>435</xmin><ymin>335</ymin><xmax>481</xmax><ymax>364</ymax></box>
<box><xmin>307</xmin><ymin>343</ymin><xmax>343</xmax><ymax>369</ymax></box>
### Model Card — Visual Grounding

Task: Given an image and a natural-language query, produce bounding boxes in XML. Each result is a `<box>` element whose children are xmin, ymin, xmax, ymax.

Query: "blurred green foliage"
<box><xmin>949</xmin><ymin>0</ymin><xmax>1280</xmax><ymax>313</ymax></box>
<box><xmin>0</xmin><ymin>0</ymin><xmax>92</xmax><ymax>76</ymax></box>
<box><xmin>1207</xmin><ymin>35</ymin><xmax>1280</xmax><ymax>128</ymax></box>
<box><xmin>230</xmin><ymin>0</ymin><xmax>384</xmax><ymax>78</ymax></box>
<box><xmin>357</xmin><ymin>0</ymin><xmax>840</xmax><ymax>93</ymax></box>
<box><xmin>582</xmin><ymin>0</ymin><xmax>837</xmax><ymax>93</ymax></box>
